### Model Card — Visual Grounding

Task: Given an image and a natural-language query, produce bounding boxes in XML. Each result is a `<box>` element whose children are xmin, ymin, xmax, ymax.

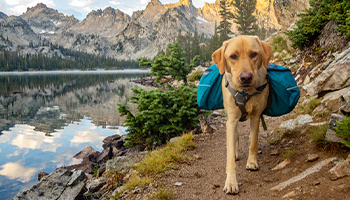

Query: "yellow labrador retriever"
<box><xmin>212</xmin><ymin>35</ymin><xmax>272</xmax><ymax>194</ymax></box>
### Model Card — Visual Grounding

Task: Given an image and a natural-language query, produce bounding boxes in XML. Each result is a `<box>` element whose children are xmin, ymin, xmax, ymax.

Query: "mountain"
<box><xmin>20</xmin><ymin>3</ymin><xmax>79</xmax><ymax>34</ymax></box>
<box><xmin>114</xmin><ymin>0</ymin><xmax>215</xmax><ymax>59</ymax></box>
<box><xmin>0</xmin><ymin>16</ymin><xmax>39</xmax><ymax>50</ymax></box>
<box><xmin>2</xmin><ymin>1</ymin><xmax>286</xmax><ymax>61</ymax></box>
<box><xmin>0</xmin><ymin>12</ymin><xmax>7</xmax><ymax>19</ymax></box>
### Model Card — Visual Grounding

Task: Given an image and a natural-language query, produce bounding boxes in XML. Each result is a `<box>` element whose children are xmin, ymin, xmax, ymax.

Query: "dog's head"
<box><xmin>212</xmin><ymin>35</ymin><xmax>272</xmax><ymax>90</ymax></box>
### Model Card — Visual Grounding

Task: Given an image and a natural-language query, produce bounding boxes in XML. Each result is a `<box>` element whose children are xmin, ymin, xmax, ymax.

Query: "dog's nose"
<box><xmin>239</xmin><ymin>72</ymin><xmax>253</xmax><ymax>84</ymax></box>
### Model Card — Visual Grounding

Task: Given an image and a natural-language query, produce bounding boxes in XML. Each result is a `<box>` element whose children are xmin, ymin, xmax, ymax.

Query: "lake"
<box><xmin>0</xmin><ymin>70</ymin><xmax>150</xmax><ymax>199</ymax></box>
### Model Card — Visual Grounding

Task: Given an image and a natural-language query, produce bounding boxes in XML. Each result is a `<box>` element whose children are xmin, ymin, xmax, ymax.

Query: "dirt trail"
<box><xmin>156</xmin><ymin>115</ymin><xmax>350</xmax><ymax>200</ymax></box>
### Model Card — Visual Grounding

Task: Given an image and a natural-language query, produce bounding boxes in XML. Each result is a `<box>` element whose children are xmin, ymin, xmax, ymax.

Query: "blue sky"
<box><xmin>0</xmin><ymin>0</ymin><xmax>216</xmax><ymax>20</ymax></box>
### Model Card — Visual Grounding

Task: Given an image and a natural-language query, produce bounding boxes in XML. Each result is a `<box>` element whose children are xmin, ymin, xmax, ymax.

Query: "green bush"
<box><xmin>334</xmin><ymin>115</ymin><xmax>350</xmax><ymax>148</ymax></box>
<box><xmin>187</xmin><ymin>70</ymin><xmax>204</xmax><ymax>82</ymax></box>
<box><xmin>118</xmin><ymin>84</ymin><xmax>204</xmax><ymax>149</ymax></box>
<box><xmin>286</xmin><ymin>0</ymin><xmax>350</xmax><ymax>50</ymax></box>
<box><xmin>271</xmin><ymin>36</ymin><xmax>291</xmax><ymax>54</ymax></box>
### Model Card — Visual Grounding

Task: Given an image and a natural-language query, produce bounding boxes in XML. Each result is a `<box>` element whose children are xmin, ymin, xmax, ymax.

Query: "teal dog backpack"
<box><xmin>197</xmin><ymin>65</ymin><xmax>224</xmax><ymax>110</ymax></box>
<box><xmin>197</xmin><ymin>63</ymin><xmax>300</xmax><ymax>117</ymax></box>
<box><xmin>263</xmin><ymin>63</ymin><xmax>300</xmax><ymax>116</ymax></box>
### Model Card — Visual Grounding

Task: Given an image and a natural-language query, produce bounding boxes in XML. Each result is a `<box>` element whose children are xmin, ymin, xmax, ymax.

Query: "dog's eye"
<box><xmin>230</xmin><ymin>54</ymin><xmax>238</xmax><ymax>60</ymax></box>
<box><xmin>250</xmin><ymin>52</ymin><xmax>258</xmax><ymax>58</ymax></box>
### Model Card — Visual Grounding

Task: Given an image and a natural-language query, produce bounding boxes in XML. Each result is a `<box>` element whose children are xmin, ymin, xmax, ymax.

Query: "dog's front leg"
<box><xmin>246</xmin><ymin>116</ymin><xmax>260</xmax><ymax>170</ymax></box>
<box><xmin>224</xmin><ymin>117</ymin><xmax>239</xmax><ymax>194</ymax></box>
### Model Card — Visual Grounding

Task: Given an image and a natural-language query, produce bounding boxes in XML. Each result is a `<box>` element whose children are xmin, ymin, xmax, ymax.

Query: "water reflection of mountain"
<box><xmin>0</xmin><ymin>73</ymin><xmax>149</xmax><ymax>134</ymax></box>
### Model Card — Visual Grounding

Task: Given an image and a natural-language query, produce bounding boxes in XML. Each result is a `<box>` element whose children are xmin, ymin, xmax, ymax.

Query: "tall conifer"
<box><xmin>233</xmin><ymin>0</ymin><xmax>258</xmax><ymax>35</ymax></box>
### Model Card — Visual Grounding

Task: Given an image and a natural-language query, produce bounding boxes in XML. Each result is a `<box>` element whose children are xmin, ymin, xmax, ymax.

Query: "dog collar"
<box><xmin>224</xmin><ymin>74</ymin><xmax>269</xmax><ymax>122</ymax></box>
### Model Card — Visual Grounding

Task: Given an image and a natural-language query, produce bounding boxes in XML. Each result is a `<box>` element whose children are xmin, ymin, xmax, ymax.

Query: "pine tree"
<box><xmin>217</xmin><ymin>0</ymin><xmax>234</xmax><ymax>43</ymax></box>
<box><xmin>233</xmin><ymin>0</ymin><xmax>259</xmax><ymax>35</ymax></box>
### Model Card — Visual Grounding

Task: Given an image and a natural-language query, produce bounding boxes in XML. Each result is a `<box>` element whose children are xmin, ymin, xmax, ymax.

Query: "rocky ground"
<box><xmin>116</xmin><ymin>111</ymin><xmax>350</xmax><ymax>200</ymax></box>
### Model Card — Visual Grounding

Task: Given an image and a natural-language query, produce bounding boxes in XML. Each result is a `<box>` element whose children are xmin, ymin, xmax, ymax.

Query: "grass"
<box><xmin>111</xmin><ymin>132</ymin><xmax>196</xmax><ymax>199</ymax></box>
<box><xmin>152</xmin><ymin>189</ymin><xmax>174</xmax><ymax>200</ymax></box>
<box><xmin>271</xmin><ymin>36</ymin><xmax>291</xmax><ymax>54</ymax></box>
<box><xmin>135</xmin><ymin>133</ymin><xmax>195</xmax><ymax>174</ymax></box>
<box><xmin>308</xmin><ymin>124</ymin><xmax>329</xmax><ymax>144</ymax></box>
<box><xmin>282</xmin><ymin>148</ymin><xmax>298</xmax><ymax>159</ymax></box>
<box><xmin>293</xmin><ymin>97</ymin><xmax>321</xmax><ymax>116</ymax></box>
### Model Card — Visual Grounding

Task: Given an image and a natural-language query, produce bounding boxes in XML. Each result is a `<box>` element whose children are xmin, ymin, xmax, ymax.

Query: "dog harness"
<box><xmin>224</xmin><ymin>74</ymin><xmax>269</xmax><ymax>130</ymax></box>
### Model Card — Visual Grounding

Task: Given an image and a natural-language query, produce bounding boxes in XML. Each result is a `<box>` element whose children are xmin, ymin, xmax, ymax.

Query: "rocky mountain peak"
<box><xmin>178</xmin><ymin>0</ymin><xmax>193</xmax><ymax>6</ymax></box>
<box><xmin>27</xmin><ymin>3</ymin><xmax>48</xmax><ymax>12</ymax></box>
<box><xmin>149</xmin><ymin>0</ymin><xmax>162</xmax><ymax>6</ymax></box>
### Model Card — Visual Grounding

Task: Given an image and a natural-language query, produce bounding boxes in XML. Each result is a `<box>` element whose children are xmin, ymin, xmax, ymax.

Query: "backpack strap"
<box><xmin>225</xmin><ymin>74</ymin><xmax>268</xmax><ymax>128</ymax></box>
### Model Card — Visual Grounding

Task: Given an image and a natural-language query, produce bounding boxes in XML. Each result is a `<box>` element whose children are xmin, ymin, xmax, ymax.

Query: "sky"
<box><xmin>0</xmin><ymin>0</ymin><xmax>216</xmax><ymax>20</ymax></box>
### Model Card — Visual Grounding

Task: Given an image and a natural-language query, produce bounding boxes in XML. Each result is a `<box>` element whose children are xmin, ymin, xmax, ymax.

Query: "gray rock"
<box><xmin>328</xmin><ymin>157</ymin><xmax>350</xmax><ymax>180</ymax></box>
<box><xmin>14</xmin><ymin>169</ymin><xmax>87</xmax><ymax>200</ymax></box>
<box><xmin>306</xmin><ymin>154</ymin><xmax>320</xmax><ymax>162</ymax></box>
<box><xmin>38</xmin><ymin>171</ymin><xmax>49</xmax><ymax>181</ymax></box>
<box><xmin>106</xmin><ymin>152</ymin><xmax>146</xmax><ymax>173</ymax></box>
<box><xmin>279</xmin><ymin>114</ymin><xmax>313</xmax><ymax>131</ymax></box>
<box><xmin>303</xmin><ymin>47</ymin><xmax>350</xmax><ymax>96</ymax></box>
<box><xmin>103</xmin><ymin>134</ymin><xmax>121</xmax><ymax>144</ymax></box>
<box><xmin>86</xmin><ymin>177</ymin><xmax>106</xmax><ymax>193</ymax></box>
<box><xmin>96</xmin><ymin>146</ymin><xmax>118</xmax><ymax>163</ymax></box>
<box><xmin>169</xmin><ymin>136</ymin><xmax>181</xmax><ymax>143</ymax></box>
<box><xmin>73</xmin><ymin>145</ymin><xmax>99</xmax><ymax>159</ymax></box>
<box><xmin>325</xmin><ymin>114</ymin><xmax>344</xmax><ymax>143</ymax></box>
<box><xmin>68</xmin><ymin>170</ymin><xmax>87</xmax><ymax>186</ymax></box>
<box><xmin>340</xmin><ymin>90</ymin><xmax>350</xmax><ymax>115</ymax></box>
<box><xmin>321</xmin><ymin>87</ymin><xmax>350</xmax><ymax>113</ymax></box>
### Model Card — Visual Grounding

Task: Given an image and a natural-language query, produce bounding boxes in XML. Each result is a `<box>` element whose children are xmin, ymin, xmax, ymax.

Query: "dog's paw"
<box><xmin>246</xmin><ymin>162</ymin><xmax>259</xmax><ymax>171</ymax></box>
<box><xmin>223</xmin><ymin>177</ymin><xmax>239</xmax><ymax>194</ymax></box>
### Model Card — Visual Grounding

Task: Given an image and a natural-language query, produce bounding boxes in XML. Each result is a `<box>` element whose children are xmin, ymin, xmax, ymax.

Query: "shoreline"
<box><xmin>0</xmin><ymin>69</ymin><xmax>150</xmax><ymax>76</ymax></box>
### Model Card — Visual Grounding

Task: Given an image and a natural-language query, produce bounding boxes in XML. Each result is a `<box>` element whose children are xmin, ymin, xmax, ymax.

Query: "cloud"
<box><xmin>8</xmin><ymin>124</ymin><xmax>62</xmax><ymax>152</ymax></box>
<box><xmin>140</xmin><ymin>0</ymin><xmax>149</xmax><ymax>5</ymax></box>
<box><xmin>68</xmin><ymin>0</ymin><xmax>97</xmax><ymax>8</ymax></box>
<box><xmin>109</xmin><ymin>1</ymin><xmax>121</xmax><ymax>5</ymax></box>
<box><xmin>0</xmin><ymin>161</ymin><xmax>37</xmax><ymax>183</ymax></box>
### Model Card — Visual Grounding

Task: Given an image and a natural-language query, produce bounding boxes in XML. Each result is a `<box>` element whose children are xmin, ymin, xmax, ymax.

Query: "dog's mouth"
<box><xmin>240</xmin><ymin>83</ymin><xmax>252</xmax><ymax>88</ymax></box>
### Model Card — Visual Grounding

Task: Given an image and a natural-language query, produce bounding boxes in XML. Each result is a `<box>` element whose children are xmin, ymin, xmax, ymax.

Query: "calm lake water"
<box><xmin>0</xmin><ymin>70</ymin><xmax>150</xmax><ymax>199</ymax></box>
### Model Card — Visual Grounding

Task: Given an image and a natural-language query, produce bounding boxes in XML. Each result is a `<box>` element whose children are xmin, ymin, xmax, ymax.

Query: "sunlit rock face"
<box><xmin>273</xmin><ymin>0</ymin><xmax>310</xmax><ymax>30</ymax></box>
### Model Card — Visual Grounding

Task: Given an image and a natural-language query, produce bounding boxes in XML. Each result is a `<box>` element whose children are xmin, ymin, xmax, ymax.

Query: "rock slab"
<box><xmin>325</xmin><ymin>114</ymin><xmax>344</xmax><ymax>143</ymax></box>
<box><xmin>14</xmin><ymin>169</ymin><xmax>87</xmax><ymax>200</ymax></box>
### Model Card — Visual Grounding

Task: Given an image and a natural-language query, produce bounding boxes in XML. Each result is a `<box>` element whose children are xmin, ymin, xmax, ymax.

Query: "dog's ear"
<box><xmin>212</xmin><ymin>41</ymin><xmax>228</xmax><ymax>74</ymax></box>
<box><xmin>260</xmin><ymin>41</ymin><xmax>272</xmax><ymax>68</ymax></box>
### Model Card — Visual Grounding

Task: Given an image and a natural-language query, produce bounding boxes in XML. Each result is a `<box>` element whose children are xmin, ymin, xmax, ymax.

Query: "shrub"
<box><xmin>334</xmin><ymin>115</ymin><xmax>350</xmax><ymax>148</ymax></box>
<box><xmin>286</xmin><ymin>0</ymin><xmax>350</xmax><ymax>50</ymax></box>
<box><xmin>271</xmin><ymin>36</ymin><xmax>291</xmax><ymax>54</ymax></box>
<box><xmin>187</xmin><ymin>70</ymin><xmax>204</xmax><ymax>82</ymax></box>
<box><xmin>118</xmin><ymin>84</ymin><xmax>204</xmax><ymax>148</ymax></box>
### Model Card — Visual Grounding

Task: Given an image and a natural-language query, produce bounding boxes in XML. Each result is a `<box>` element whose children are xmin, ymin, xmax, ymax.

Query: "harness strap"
<box><xmin>225</xmin><ymin>74</ymin><xmax>268</xmax><ymax>129</ymax></box>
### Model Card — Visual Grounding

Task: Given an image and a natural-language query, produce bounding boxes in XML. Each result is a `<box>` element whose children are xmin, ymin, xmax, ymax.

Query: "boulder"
<box><xmin>73</xmin><ymin>145</ymin><xmax>99</xmax><ymax>159</ymax></box>
<box><xmin>320</xmin><ymin>87</ymin><xmax>350</xmax><ymax>113</ymax></box>
<box><xmin>96</xmin><ymin>146</ymin><xmax>119</xmax><ymax>163</ymax></box>
<box><xmin>325</xmin><ymin>114</ymin><xmax>344</xmax><ymax>143</ymax></box>
<box><xmin>106</xmin><ymin>152</ymin><xmax>146</xmax><ymax>173</ymax></box>
<box><xmin>86</xmin><ymin>177</ymin><xmax>106</xmax><ymax>193</ymax></box>
<box><xmin>103</xmin><ymin>134</ymin><xmax>121</xmax><ymax>144</ymax></box>
<box><xmin>340</xmin><ymin>90</ymin><xmax>350</xmax><ymax>115</ymax></box>
<box><xmin>279</xmin><ymin>114</ymin><xmax>313</xmax><ymax>131</ymax></box>
<box><xmin>303</xmin><ymin>47</ymin><xmax>350</xmax><ymax>96</ymax></box>
<box><xmin>14</xmin><ymin>169</ymin><xmax>87</xmax><ymax>200</ymax></box>
<box><xmin>64</xmin><ymin>151</ymin><xmax>99</xmax><ymax>174</ymax></box>
<box><xmin>328</xmin><ymin>155</ymin><xmax>350</xmax><ymax>180</ymax></box>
